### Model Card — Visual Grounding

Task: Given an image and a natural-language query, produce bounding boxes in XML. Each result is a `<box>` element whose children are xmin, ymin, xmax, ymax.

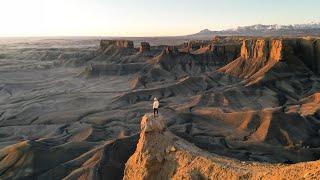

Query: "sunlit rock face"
<box><xmin>219</xmin><ymin>38</ymin><xmax>284</xmax><ymax>80</ymax></box>
<box><xmin>140</xmin><ymin>114</ymin><xmax>166</xmax><ymax>132</ymax></box>
<box><xmin>240</xmin><ymin>39</ymin><xmax>282</xmax><ymax>61</ymax></box>
<box><xmin>240</xmin><ymin>37</ymin><xmax>320</xmax><ymax>73</ymax></box>
<box><xmin>219</xmin><ymin>37</ymin><xmax>320</xmax><ymax>82</ymax></box>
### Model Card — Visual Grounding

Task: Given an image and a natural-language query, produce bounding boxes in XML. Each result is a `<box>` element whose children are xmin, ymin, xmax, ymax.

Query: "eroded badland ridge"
<box><xmin>0</xmin><ymin>35</ymin><xmax>320</xmax><ymax>179</ymax></box>
<box><xmin>124</xmin><ymin>114</ymin><xmax>320</xmax><ymax>179</ymax></box>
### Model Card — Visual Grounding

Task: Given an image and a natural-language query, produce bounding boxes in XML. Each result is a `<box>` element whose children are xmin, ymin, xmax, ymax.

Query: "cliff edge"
<box><xmin>123</xmin><ymin>114</ymin><xmax>320</xmax><ymax>180</ymax></box>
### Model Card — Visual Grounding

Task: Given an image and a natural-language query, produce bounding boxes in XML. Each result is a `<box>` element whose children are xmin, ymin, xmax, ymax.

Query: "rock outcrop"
<box><xmin>295</xmin><ymin>38</ymin><xmax>320</xmax><ymax>74</ymax></box>
<box><xmin>139</xmin><ymin>42</ymin><xmax>151</xmax><ymax>53</ymax></box>
<box><xmin>123</xmin><ymin>114</ymin><xmax>320</xmax><ymax>180</ymax></box>
<box><xmin>181</xmin><ymin>38</ymin><xmax>241</xmax><ymax>65</ymax></box>
<box><xmin>219</xmin><ymin>37</ymin><xmax>320</xmax><ymax>83</ymax></box>
<box><xmin>211</xmin><ymin>43</ymin><xmax>241</xmax><ymax>62</ymax></box>
<box><xmin>183</xmin><ymin>40</ymin><xmax>211</xmax><ymax>51</ymax></box>
<box><xmin>92</xmin><ymin>39</ymin><xmax>138</xmax><ymax>63</ymax></box>
<box><xmin>218</xmin><ymin>38</ymin><xmax>311</xmax><ymax>85</ymax></box>
<box><xmin>100</xmin><ymin>40</ymin><xmax>134</xmax><ymax>51</ymax></box>
<box><xmin>140</xmin><ymin>114</ymin><xmax>166</xmax><ymax>132</ymax></box>
<box><xmin>163</xmin><ymin>46</ymin><xmax>179</xmax><ymax>55</ymax></box>
<box><xmin>218</xmin><ymin>38</ymin><xmax>282</xmax><ymax>82</ymax></box>
<box><xmin>239</xmin><ymin>39</ymin><xmax>283</xmax><ymax>61</ymax></box>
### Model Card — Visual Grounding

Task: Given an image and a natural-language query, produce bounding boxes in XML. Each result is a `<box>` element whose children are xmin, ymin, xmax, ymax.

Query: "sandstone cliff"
<box><xmin>183</xmin><ymin>38</ymin><xmax>241</xmax><ymax>64</ymax></box>
<box><xmin>183</xmin><ymin>40</ymin><xmax>211</xmax><ymax>51</ymax></box>
<box><xmin>296</xmin><ymin>38</ymin><xmax>320</xmax><ymax>74</ymax></box>
<box><xmin>219</xmin><ymin>38</ymin><xmax>320</xmax><ymax>82</ymax></box>
<box><xmin>219</xmin><ymin>38</ymin><xmax>282</xmax><ymax>79</ymax></box>
<box><xmin>123</xmin><ymin>114</ymin><xmax>320</xmax><ymax>180</ymax></box>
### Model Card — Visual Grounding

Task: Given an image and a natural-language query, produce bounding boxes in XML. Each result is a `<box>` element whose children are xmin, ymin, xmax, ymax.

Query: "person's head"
<box><xmin>154</xmin><ymin>97</ymin><xmax>158</xmax><ymax>101</ymax></box>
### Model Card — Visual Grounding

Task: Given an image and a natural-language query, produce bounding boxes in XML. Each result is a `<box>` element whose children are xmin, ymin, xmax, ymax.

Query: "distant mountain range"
<box><xmin>188</xmin><ymin>23</ymin><xmax>320</xmax><ymax>38</ymax></box>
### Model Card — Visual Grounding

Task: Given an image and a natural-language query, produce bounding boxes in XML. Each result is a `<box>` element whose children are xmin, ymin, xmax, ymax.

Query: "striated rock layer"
<box><xmin>124</xmin><ymin>114</ymin><xmax>320</xmax><ymax>180</ymax></box>
<box><xmin>219</xmin><ymin>37</ymin><xmax>320</xmax><ymax>78</ymax></box>
<box><xmin>100</xmin><ymin>40</ymin><xmax>134</xmax><ymax>51</ymax></box>
<box><xmin>297</xmin><ymin>38</ymin><xmax>320</xmax><ymax>74</ymax></box>
<box><xmin>219</xmin><ymin>38</ymin><xmax>282</xmax><ymax>79</ymax></box>
<box><xmin>218</xmin><ymin>37</ymin><xmax>320</xmax><ymax>86</ymax></box>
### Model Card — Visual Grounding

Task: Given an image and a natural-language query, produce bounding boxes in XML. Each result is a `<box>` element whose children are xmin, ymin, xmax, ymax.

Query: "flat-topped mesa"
<box><xmin>100</xmin><ymin>40</ymin><xmax>134</xmax><ymax>51</ymax></box>
<box><xmin>139</xmin><ymin>42</ymin><xmax>151</xmax><ymax>53</ymax></box>
<box><xmin>240</xmin><ymin>39</ymin><xmax>283</xmax><ymax>61</ymax></box>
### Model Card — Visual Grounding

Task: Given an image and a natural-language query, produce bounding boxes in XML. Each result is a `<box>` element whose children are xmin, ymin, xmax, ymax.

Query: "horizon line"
<box><xmin>1</xmin><ymin>21</ymin><xmax>320</xmax><ymax>38</ymax></box>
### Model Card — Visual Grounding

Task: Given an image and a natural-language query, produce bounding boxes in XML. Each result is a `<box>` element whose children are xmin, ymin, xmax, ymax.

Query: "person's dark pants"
<box><xmin>153</xmin><ymin>108</ymin><xmax>158</xmax><ymax>116</ymax></box>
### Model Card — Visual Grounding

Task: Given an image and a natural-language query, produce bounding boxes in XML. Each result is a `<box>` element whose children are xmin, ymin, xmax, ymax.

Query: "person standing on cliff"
<box><xmin>153</xmin><ymin>97</ymin><xmax>159</xmax><ymax>117</ymax></box>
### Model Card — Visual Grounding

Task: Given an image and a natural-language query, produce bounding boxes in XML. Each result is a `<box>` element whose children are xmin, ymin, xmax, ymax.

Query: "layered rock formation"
<box><xmin>100</xmin><ymin>40</ymin><xmax>134</xmax><ymax>51</ymax></box>
<box><xmin>163</xmin><ymin>46</ymin><xmax>179</xmax><ymax>55</ymax></box>
<box><xmin>219</xmin><ymin>38</ymin><xmax>283</xmax><ymax>80</ymax></box>
<box><xmin>219</xmin><ymin>37</ymin><xmax>320</xmax><ymax>82</ymax></box>
<box><xmin>295</xmin><ymin>38</ymin><xmax>320</xmax><ymax>74</ymax></box>
<box><xmin>92</xmin><ymin>40</ymin><xmax>145</xmax><ymax>63</ymax></box>
<box><xmin>139</xmin><ymin>42</ymin><xmax>151</xmax><ymax>53</ymax></box>
<box><xmin>239</xmin><ymin>39</ymin><xmax>282</xmax><ymax>60</ymax></box>
<box><xmin>182</xmin><ymin>40</ymin><xmax>211</xmax><ymax>52</ymax></box>
<box><xmin>188</xmin><ymin>38</ymin><xmax>241</xmax><ymax>65</ymax></box>
<box><xmin>124</xmin><ymin>114</ymin><xmax>320</xmax><ymax>179</ymax></box>
<box><xmin>211</xmin><ymin>43</ymin><xmax>241</xmax><ymax>62</ymax></box>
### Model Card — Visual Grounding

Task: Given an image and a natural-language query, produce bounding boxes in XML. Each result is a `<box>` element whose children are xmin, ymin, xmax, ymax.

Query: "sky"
<box><xmin>0</xmin><ymin>0</ymin><xmax>319</xmax><ymax>37</ymax></box>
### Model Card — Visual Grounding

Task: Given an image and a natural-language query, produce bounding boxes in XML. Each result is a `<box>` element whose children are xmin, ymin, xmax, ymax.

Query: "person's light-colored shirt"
<box><xmin>153</xmin><ymin>100</ymin><xmax>159</xmax><ymax>109</ymax></box>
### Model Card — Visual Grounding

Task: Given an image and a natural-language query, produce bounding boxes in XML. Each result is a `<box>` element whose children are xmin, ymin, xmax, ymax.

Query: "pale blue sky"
<box><xmin>0</xmin><ymin>0</ymin><xmax>319</xmax><ymax>36</ymax></box>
